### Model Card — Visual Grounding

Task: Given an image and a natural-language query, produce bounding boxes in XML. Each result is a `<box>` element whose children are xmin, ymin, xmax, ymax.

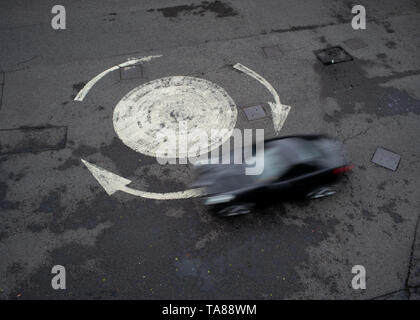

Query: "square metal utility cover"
<box><xmin>343</xmin><ymin>38</ymin><xmax>368</xmax><ymax>51</ymax></box>
<box><xmin>243</xmin><ymin>105</ymin><xmax>267</xmax><ymax>121</ymax></box>
<box><xmin>371</xmin><ymin>147</ymin><xmax>401</xmax><ymax>171</ymax></box>
<box><xmin>314</xmin><ymin>46</ymin><xmax>353</xmax><ymax>65</ymax></box>
<box><xmin>120</xmin><ymin>64</ymin><xmax>143</xmax><ymax>80</ymax></box>
<box><xmin>262</xmin><ymin>45</ymin><xmax>281</xmax><ymax>58</ymax></box>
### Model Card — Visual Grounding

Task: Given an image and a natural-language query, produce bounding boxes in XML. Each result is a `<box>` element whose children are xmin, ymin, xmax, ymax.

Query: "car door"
<box><xmin>277</xmin><ymin>163</ymin><xmax>321</xmax><ymax>194</ymax></box>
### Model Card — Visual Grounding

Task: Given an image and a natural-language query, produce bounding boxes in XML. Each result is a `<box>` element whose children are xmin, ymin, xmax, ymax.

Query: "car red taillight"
<box><xmin>332</xmin><ymin>165</ymin><xmax>354</xmax><ymax>174</ymax></box>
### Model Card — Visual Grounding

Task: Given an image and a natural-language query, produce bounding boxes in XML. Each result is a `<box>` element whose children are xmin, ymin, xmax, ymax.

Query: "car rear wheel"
<box><xmin>217</xmin><ymin>203</ymin><xmax>254</xmax><ymax>217</ymax></box>
<box><xmin>306</xmin><ymin>187</ymin><xmax>336</xmax><ymax>199</ymax></box>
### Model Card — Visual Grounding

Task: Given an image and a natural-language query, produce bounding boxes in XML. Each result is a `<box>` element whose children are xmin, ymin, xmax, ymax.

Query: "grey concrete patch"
<box><xmin>371</xmin><ymin>147</ymin><xmax>401</xmax><ymax>171</ymax></box>
<box><xmin>343</xmin><ymin>38</ymin><xmax>368</xmax><ymax>51</ymax></box>
<box><xmin>409</xmin><ymin>287</ymin><xmax>420</xmax><ymax>300</ymax></box>
<box><xmin>0</xmin><ymin>126</ymin><xmax>67</xmax><ymax>155</ymax></box>
<box><xmin>314</xmin><ymin>46</ymin><xmax>353</xmax><ymax>65</ymax></box>
<box><xmin>243</xmin><ymin>105</ymin><xmax>267</xmax><ymax>121</ymax></box>
<box><xmin>262</xmin><ymin>45</ymin><xmax>281</xmax><ymax>58</ymax></box>
<box><xmin>165</xmin><ymin>207</ymin><xmax>185</xmax><ymax>218</ymax></box>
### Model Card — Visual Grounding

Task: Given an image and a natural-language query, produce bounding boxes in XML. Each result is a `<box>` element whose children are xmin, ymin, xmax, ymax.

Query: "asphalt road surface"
<box><xmin>1</xmin><ymin>0</ymin><xmax>420</xmax><ymax>299</ymax></box>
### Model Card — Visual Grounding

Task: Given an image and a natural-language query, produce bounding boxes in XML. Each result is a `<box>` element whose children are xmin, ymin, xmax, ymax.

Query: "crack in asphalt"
<box><xmin>342</xmin><ymin>126</ymin><xmax>373</xmax><ymax>143</ymax></box>
<box><xmin>1</xmin><ymin>56</ymin><xmax>38</xmax><ymax>74</ymax></box>
<box><xmin>371</xmin><ymin>284</ymin><xmax>420</xmax><ymax>300</ymax></box>
<box><xmin>405</xmin><ymin>209</ymin><xmax>420</xmax><ymax>299</ymax></box>
<box><xmin>371</xmin><ymin>288</ymin><xmax>406</xmax><ymax>300</ymax></box>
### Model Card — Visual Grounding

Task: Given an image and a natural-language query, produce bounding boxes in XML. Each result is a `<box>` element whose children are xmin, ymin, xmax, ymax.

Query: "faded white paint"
<box><xmin>74</xmin><ymin>55</ymin><xmax>162</xmax><ymax>101</ymax></box>
<box><xmin>233</xmin><ymin>63</ymin><xmax>291</xmax><ymax>133</ymax></box>
<box><xmin>113</xmin><ymin>76</ymin><xmax>237</xmax><ymax>158</ymax></box>
<box><xmin>81</xmin><ymin>159</ymin><xmax>204</xmax><ymax>200</ymax></box>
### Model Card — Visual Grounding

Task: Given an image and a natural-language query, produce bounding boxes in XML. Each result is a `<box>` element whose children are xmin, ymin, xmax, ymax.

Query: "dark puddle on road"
<box><xmin>0</xmin><ymin>126</ymin><xmax>67</xmax><ymax>155</ymax></box>
<box><xmin>148</xmin><ymin>1</ymin><xmax>238</xmax><ymax>18</ymax></box>
<box><xmin>313</xmin><ymin>58</ymin><xmax>420</xmax><ymax>122</ymax></box>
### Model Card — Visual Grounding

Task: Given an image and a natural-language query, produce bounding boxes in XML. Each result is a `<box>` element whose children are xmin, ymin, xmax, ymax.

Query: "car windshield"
<box><xmin>246</xmin><ymin>145</ymin><xmax>289</xmax><ymax>183</ymax></box>
<box><xmin>269</xmin><ymin>138</ymin><xmax>323</xmax><ymax>162</ymax></box>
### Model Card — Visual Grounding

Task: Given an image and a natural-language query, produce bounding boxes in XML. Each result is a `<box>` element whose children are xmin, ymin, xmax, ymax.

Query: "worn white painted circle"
<box><xmin>113</xmin><ymin>76</ymin><xmax>237</xmax><ymax>158</ymax></box>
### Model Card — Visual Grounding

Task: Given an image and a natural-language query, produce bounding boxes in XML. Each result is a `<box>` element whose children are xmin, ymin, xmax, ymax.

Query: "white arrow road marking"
<box><xmin>81</xmin><ymin>159</ymin><xmax>205</xmax><ymax>200</ymax></box>
<box><xmin>74</xmin><ymin>55</ymin><xmax>162</xmax><ymax>102</ymax></box>
<box><xmin>233</xmin><ymin>63</ymin><xmax>291</xmax><ymax>134</ymax></box>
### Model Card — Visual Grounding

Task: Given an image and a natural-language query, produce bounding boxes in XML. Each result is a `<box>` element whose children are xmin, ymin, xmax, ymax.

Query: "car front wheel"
<box><xmin>306</xmin><ymin>186</ymin><xmax>336</xmax><ymax>199</ymax></box>
<box><xmin>217</xmin><ymin>203</ymin><xmax>255</xmax><ymax>217</ymax></box>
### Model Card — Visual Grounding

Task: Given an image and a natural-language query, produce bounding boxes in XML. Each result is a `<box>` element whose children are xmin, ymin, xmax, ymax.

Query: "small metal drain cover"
<box><xmin>371</xmin><ymin>147</ymin><xmax>401</xmax><ymax>171</ymax></box>
<box><xmin>120</xmin><ymin>64</ymin><xmax>143</xmax><ymax>80</ymax></box>
<box><xmin>314</xmin><ymin>46</ymin><xmax>353</xmax><ymax>65</ymax></box>
<box><xmin>262</xmin><ymin>45</ymin><xmax>281</xmax><ymax>58</ymax></box>
<box><xmin>243</xmin><ymin>105</ymin><xmax>267</xmax><ymax>121</ymax></box>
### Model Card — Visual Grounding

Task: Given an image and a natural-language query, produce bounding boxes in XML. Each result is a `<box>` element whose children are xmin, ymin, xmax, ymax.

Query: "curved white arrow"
<box><xmin>233</xmin><ymin>63</ymin><xmax>291</xmax><ymax>134</ymax></box>
<box><xmin>81</xmin><ymin>159</ymin><xmax>204</xmax><ymax>200</ymax></box>
<box><xmin>74</xmin><ymin>55</ymin><xmax>162</xmax><ymax>102</ymax></box>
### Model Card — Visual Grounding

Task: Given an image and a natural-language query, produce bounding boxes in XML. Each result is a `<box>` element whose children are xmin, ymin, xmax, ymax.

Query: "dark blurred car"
<box><xmin>191</xmin><ymin>135</ymin><xmax>352</xmax><ymax>216</ymax></box>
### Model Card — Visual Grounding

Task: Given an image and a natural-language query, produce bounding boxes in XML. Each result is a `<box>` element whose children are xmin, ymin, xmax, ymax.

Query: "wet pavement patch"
<box><xmin>150</xmin><ymin>1</ymin><xmax>238</xmax><ymax>18</ymax></box>
<box><xmin>72</xmin><ymin>82</ymin><xmax>86</xmax><ymax>99</ymax></box>
<box><xmin>71</xmin><ymin>144</ymin><xmax>98</xmax><ymax>157</ymax></box>
<box><xmin>0</xmin><ymin>181</ymin><xmax>19</xmax><ymax>210</ymax></box>
<box><xmin>343</xmin><ymin>38</ymin><xmax>368</xmax><ymax>50</ymax></box>
<box><xmin>379</xmin><ymin>21</ymin><xmax>395</xmax><ymax>34</ymax></box>
<box><xmin>243</xmin><ymin>105</ymin><xmax>267</xmax><ymax>121</ymax></box>
<box><xmin>313</xmin><ymin>58</ymin><xmax>420</xmax><ymax>119</ymax></box>
<box><xmin>377</xmin><ymin>198</ymin><xmax>404</xmax><ymax>224</ymax></box>
<box><xmin>72</xmin><ymin>82</ymin><xmax>85</xmax><ymax>92</ymax></box>
<box><xmin>119</xmin><ymin>64</ymin><xmax>143</xmax><ymax>80</ymax></box>
<box><xmin>371</xmin><ymin>147</ymin><xmax>401</xmax><ymax>171</ymax></box>
<box><xmin>385</xmin><ymin>40</ymin><xmax>397</xmax><ymax>49</ymax></box>
<box><xmin>0</xmin><ymin>126</ymin><xmax>67</xmax><ymax>155</ymax></box>
<box><xmin>314</xmin><ymin>46</ymin><xmax>353</xmax><ymax>65</ymax></box>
